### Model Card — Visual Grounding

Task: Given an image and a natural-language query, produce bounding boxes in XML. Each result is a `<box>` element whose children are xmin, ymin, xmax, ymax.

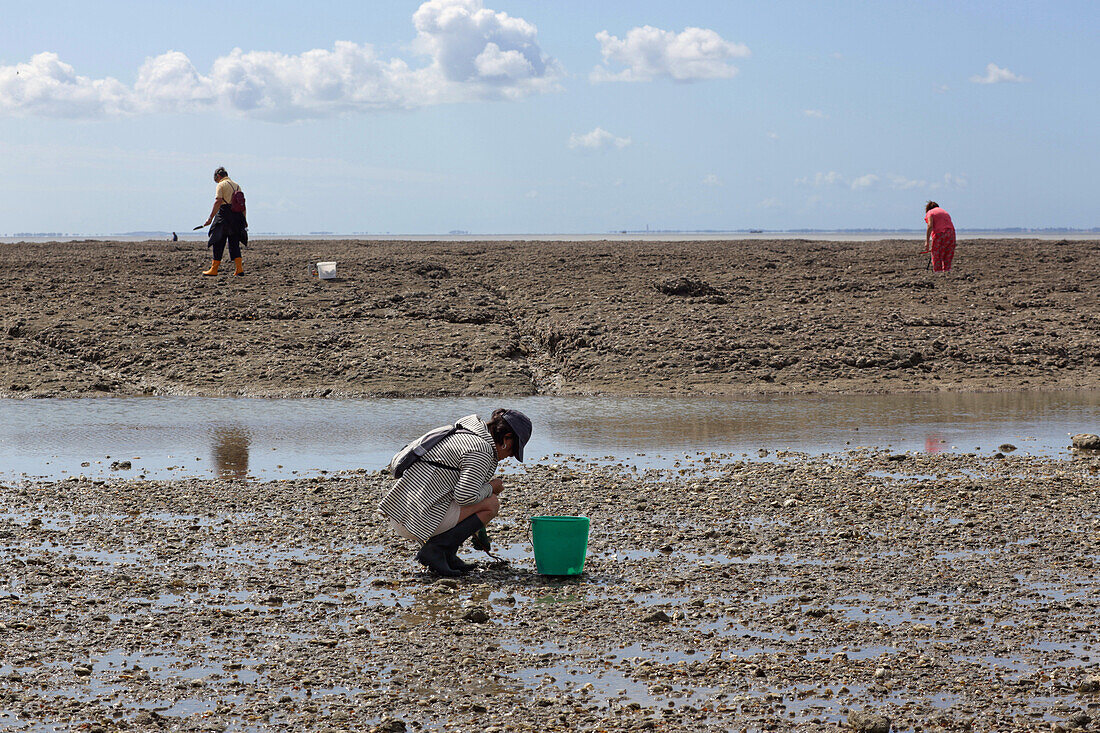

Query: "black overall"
<box><xmin>208</xmin><ymin>204</ymin><xmax>247</xmax><ymax>261</ymax></box>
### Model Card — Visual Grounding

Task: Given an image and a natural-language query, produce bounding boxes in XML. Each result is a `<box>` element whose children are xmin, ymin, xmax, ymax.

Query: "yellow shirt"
<box><xmin>215</xmin><ymin>178</ymin><xmax>240</xmax><ymax>206</ymax></box>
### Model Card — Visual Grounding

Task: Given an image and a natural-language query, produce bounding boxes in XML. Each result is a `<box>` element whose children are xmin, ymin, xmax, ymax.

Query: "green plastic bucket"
<box><xmin>530</xmin><ymin>516</ymin><xmax>590</xmax><ymax>575</ymax></box>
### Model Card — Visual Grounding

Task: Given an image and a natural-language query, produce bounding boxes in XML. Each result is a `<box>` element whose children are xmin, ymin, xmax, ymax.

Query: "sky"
<box><xmin>1</xmin><ymin>1</ymin><xmax>1097</xmax><ymax>234</ymax></box>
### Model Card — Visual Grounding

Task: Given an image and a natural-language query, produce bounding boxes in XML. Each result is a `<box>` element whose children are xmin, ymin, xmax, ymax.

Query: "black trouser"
<box><xmin>212</xmin><ymin>238</ymin><xmax>241</xmax><ymax>262</ymax></box>
<box><xmin>208</xmin><ymin>204</ymin><xmax>247</xmax><ymax>261</ymax></box>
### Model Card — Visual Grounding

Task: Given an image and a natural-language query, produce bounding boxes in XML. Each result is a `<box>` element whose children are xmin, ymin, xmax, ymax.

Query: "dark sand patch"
<box><xmin>0</xmin><ymin>237</ymin><xmax>1097</xmax><ymax>398</ymax></box>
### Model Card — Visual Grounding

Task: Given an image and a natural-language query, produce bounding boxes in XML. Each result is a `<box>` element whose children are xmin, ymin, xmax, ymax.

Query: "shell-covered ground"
<box><xmin>2</xmin><ymin>447</ymin><xmax>1099</xmax><ymax>731</ymax></box>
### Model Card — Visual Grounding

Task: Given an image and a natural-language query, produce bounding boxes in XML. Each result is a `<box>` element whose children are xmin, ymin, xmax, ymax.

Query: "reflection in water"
<box><xmin>924</xmin><ymin>434</ymin><xmax>947</xmax><ymax>454</ymax></box>
<box><xmin>212</xmin><ymin>427</ymin><xmax>250</xmax><ymax>479</ymax></box>
<box><xmin>402</xmin><ymin>586</ymin><xmax>493</xmax><ymax>627</ymax></box>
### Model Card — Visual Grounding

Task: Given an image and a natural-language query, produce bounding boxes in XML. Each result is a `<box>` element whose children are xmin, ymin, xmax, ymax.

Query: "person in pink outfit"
<box><xmin>923</xmin><ymin>201</ymin><xmax>956</xmax><ymax>272</ymax></box>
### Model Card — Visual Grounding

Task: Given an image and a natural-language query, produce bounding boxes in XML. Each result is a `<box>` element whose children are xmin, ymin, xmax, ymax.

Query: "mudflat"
<box><xmin>0</xmin><ymin>237</ymin><xmax>1097</xmax><ymax>397</ymax></box>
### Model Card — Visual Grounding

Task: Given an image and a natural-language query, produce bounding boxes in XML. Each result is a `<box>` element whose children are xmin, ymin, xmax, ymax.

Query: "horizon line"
<box><xmin>5</xmin><ymin>226</ymin><xmax>1100</xmax><ymax>238</ymax></box>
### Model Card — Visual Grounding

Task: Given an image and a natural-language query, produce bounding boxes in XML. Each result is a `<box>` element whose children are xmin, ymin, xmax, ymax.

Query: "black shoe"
<box><xmin>445</xmin><ymin>549</ymin><xmax>477</xmax><ymax>573</ymax></box>
<box><xmin>415</xmin><ymin>515</ymin><xmax>485</xmax><ymax>577</ymax></box>
<box><xmin>416</xmin><ymin>543</ymin><xmax>462</xmax><ymax>577</ymax></box>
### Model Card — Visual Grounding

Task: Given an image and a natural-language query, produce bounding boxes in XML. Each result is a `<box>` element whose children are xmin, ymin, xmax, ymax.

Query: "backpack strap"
<box><xmin>417</xmin><ymin>458</ymin><xmax>461</xmax><ymax>472</ymax></box>
<box><xmin>409</xmin><ymin>425</ymin><xmax>481</xmax><ymax>473</ymax></box>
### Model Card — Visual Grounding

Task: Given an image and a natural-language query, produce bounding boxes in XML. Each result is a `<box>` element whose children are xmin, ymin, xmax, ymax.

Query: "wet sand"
<box><xmin>2</xmin><ymin>449</ymin><xmax>1099</xmax><ymax>731</ymax></box>
<box><xmin>1</xmin><ymin>237</ymin><xmax>1097</xmax><ymax>398</ymax></box>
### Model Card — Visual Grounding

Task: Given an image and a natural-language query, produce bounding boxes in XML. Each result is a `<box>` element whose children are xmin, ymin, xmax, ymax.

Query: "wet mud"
<box><xmin>2</xmin><ymin>448</ymin><xmax>1099</xmax><ymax>731</ymax></box>
<box><xmin>1</xmin><ymin>238</ymin><xmax>1097</xmax><ymax>398</ymax></box>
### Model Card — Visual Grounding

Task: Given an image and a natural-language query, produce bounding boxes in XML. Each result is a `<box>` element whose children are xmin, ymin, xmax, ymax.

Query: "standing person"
<box><xmin>924</xmin><ymin>201</ymin><xmax>956</xmax><ymax>273</ymax></box>
<box><xmin>202</xmin><ymin>167</ymin><xmax>247</xmax><ymax>276</ymax></box>
<box><xmin>379</xmin><ymin>409</ymin><xmax>532</xmax><ymax>577</ymax></box>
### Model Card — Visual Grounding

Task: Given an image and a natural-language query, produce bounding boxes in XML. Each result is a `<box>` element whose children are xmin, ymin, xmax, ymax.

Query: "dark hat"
<box><xmin>502</xmin><ymin>409</ymin><xmax>532</xmax><ymax>462</ymax></box>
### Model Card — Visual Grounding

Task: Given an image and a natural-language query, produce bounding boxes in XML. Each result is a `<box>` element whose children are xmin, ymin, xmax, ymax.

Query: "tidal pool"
<box><xmin>0</xmin><ymin>390</ymin><xmax>1095</xmax><ymax>481</ymax></box>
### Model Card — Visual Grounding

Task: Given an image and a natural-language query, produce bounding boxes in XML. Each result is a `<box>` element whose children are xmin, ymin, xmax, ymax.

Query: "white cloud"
<box><xmin>934</xmin><ymin>84</ymin><xmax>950</xmax><ymax>94</ymax></box>
<box><xmin>803</xmin><ymin>109</ymin><xmax>826</xmax><ymax>119</ymax></box>
<box><xmin>758</xmin><ymin>197</ymin><xmax>781</xmax><ymax>209</ymax></box>
<box><xmin>525</xmin><ymin>189</ymin><xmax>538</xmax><ymax>198</ymax></box>
<box><xmin>475</xmin><ymin>43</ymin><xmax>533</xmax><ymax>79</ymax></box>
<box><xmin>766</xmin><ymin>131</ymin><xmax>778</xmax><ymax>141</ymax></box>
<box><xmin>0</xmin><ymin>0</ymin><xmax>561</xmax><ymax>121</ymax></box>
<box><xmin>133</xmin><ymin>51</ymin><xmax>216</xmax><ymax>111</ymax></box>
<box><xmin>411</xmin><ymin>0</ymin><xmax>561</xmax><ymax>99</ymax></box>
<box><xmin>936</xmin><ymin>173</ymin><xmax>967</xmax><ymax>189</ymax></box>
<box><xmin>888</xmin><ymin>175</ymin><xmax>927</xmax><ymax>190</ymax></box>
<box><xmin>0</xmin><ymin>52</ymin><xmax>134</xmax><ymax>118</ymax></box>
<box><xmin>796</xmin><ymin>171</ymin><xmax>844</xmax><ymax>187</ymax></box>
<box><xmin>799</xmin><ymin>171</ymin><xmax>967</xmax><ymax>192</ymax></box>
<box><xmin>702</xmin><ymin>173</ymin><xmax>721</xmax><ymax>186</ymax></box>
<box><xmin>970</xmin><ymin>63</ymin><xmax>1026</xmax><ymax>84</ymax></box>
<box><xmin>850</xmin><ymin>173</ymin><xmax>879</xmax><ymax>190</ymax></box>
<box><xmin>591</xmin><ymin>25</ymin><xmax>749</xmax><ymax>82</ymax></box>
<box><xmin>568</xmin><ymin>127</ymin><xmax>631</xmax><ymax>151</ymax></box>
<box><xmin>797</xmin><ymin>171</ymin><xmax>879</xmax><ymax>190</ymax></box>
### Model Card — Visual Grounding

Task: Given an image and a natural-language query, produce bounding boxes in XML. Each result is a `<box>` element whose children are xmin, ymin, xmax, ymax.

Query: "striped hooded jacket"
<box><xmin>378</xmin><ymin>414</ymin><xmax>498</xmax><ymax>542</ymax></box>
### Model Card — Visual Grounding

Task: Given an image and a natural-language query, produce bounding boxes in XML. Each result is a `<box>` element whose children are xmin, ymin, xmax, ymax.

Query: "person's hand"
<box><xmin>204</xmin><ymin>217</ymin><xmax>213</xmax><ymax>226</ymax></box>
<box><xmin>489</xmin><ymin>478</ymin><xmax>504</xmax><ymax>495</ymax></box>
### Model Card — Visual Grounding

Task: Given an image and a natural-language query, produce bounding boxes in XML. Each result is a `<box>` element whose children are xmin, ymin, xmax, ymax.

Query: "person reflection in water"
<box><xmin>212</xmin><ymin>427</ymin><xmax>250</xmax><ymax>479</ymax></box>
<box><xmin>924</xmin><ymin>434</ymin><xmax>946</xmax><ymax>455</ymax></box>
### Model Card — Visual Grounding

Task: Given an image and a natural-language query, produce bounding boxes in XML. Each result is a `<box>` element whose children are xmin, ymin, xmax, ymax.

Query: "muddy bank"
<box><xmin>2</xmin><ymin>448</ymin><xmax>1099</xmax><ymax>731</ymax></box>
<box><xmin>0</xmin><ymin>238</ymin><xmax>1097</xmax><ymax>398</ymax></box>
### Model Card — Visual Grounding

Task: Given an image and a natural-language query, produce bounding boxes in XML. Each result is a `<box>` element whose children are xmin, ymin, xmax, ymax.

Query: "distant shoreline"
<box><xmin>3</xmin><ymin>229</ymin><xmax>1099</xmax><ymax>244</ymax></box>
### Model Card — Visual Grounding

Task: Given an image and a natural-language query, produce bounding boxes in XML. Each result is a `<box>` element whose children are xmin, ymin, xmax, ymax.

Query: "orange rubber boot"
<box><xmin>202</xmin><ymin>260</ymin><xmax>220</xmax><ymax>276</ymax></box>
<box><xmin>233</xmin><ymin>257</ymin><xmax>244</xmax><ymax>276</ymax></box>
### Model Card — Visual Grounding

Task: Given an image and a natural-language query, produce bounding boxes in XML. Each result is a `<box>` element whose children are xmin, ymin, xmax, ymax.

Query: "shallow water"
<box><xmin>0</xmin><ymin>390</ymin><xmax>1095</xmax><ymax>481</ymax></box>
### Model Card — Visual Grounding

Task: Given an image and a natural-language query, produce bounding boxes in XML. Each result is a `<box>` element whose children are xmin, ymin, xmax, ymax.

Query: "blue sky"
<box><xmin>1</xmin><ymin>1</ymin><xmax>1096</xmax><ymax>234</ymax></box>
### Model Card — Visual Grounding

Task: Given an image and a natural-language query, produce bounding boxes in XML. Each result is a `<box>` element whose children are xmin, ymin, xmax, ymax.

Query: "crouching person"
<box><xmin>379</xmin><ymin>409</ymin><xmax>532</xmax><ymax>577</ymax></box>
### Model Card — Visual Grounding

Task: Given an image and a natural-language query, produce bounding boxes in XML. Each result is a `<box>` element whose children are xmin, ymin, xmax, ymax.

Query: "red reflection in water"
<box><xmin>924</xmin><ymin>435</ymin><xmax>946</xmax><ymax>454</ymax></box>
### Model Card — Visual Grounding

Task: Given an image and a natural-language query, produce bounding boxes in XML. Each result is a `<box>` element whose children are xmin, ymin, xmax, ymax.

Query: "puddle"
<box><xmin>508</xmin><ymin>659</ymin><xmax>717</xmax><ymax>708</ymax></box>
<box><xmin>399</xmin><ymin>586</ymin><xmax>514</xmax><ymax>627</ymax></box>
<box><xmin>0</xmin><ymin>390</ymin><xmax>1095</xmax><ymax>480</ymax></box>
<box><xmin>1014</xmin><ymin>576</ymin><xmax>1098</xmax><ymax>604</ymax></box>
<box><xmin>22</xmin><ymin>541</ymin><xmax>152</xmax><ymax>567</ymax></box>
<box><xmin>198</xmin><ymin>544</ymin><xmax>328</xmax><ymax>564</ymax></box>
<box><xmin>90</xmin><ymin>647</ymin><xmax>264</xmax><ymax>684</ymax></box>
<box><xmin>804</xmin><ymin>645</ymin><xmax>899</xmax><ymax>661</ymax></box>
<box><xmin>604</xmin><ymin>548</ymin><xmax>828</xmax><ymax>566</ymax></box>
<box><xmin>700</xmin><ymin>618</ymin><xmax>814</xmax><ymax>641</ymax></box>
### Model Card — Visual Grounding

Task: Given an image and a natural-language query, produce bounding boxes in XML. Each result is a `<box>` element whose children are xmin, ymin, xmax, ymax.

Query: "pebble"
<box><xmin>849</xmin><ymin>709</ymin><xmax>892</xmax><ymax>733</ymax></box>
<box><xmin>463</xmin><ymin>608</ymin><xmax>490</xmax><ymax>623</ymax></box>
<box><xmin>641</xmin><ymin>611</ymin><xmax>672</xmax><ymax>624</ymax></box>
<box><xmin>1071</xmin><ymin>433</ymin><xmax>1100</xmax><ymax>450</ymax></box>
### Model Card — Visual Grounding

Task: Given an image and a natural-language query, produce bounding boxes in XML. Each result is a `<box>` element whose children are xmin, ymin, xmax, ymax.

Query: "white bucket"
<box><xmin>316</xmin><ymin>261</ymin><xmax>337</xmax><ymax>280</ymax></box>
